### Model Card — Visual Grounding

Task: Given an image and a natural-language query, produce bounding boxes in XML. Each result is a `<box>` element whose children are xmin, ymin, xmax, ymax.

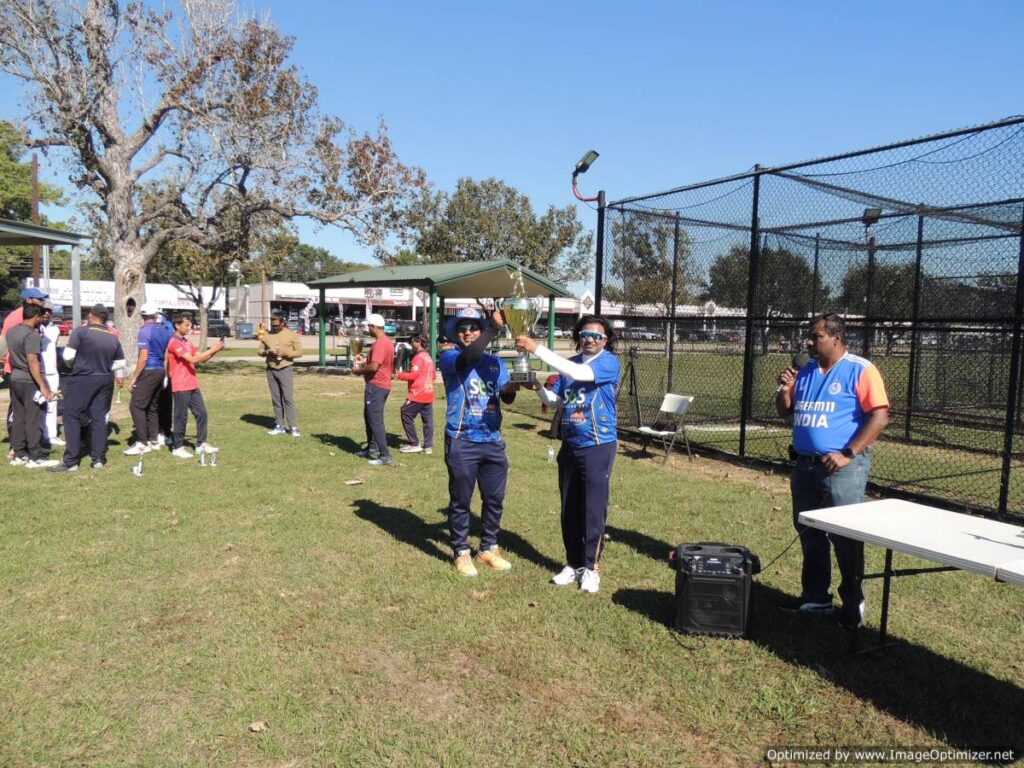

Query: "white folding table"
<box><xmin>797</xmin><ymin>498</ymin><xmax>1024</xmax><ymax>648</ymax></box>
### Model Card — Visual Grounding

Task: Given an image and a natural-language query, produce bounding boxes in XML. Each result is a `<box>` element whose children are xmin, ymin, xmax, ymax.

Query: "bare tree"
<box><xmin>0</xmin><ymin>0</ymin><xmax>426</xmax><ymax>362</ymax></box>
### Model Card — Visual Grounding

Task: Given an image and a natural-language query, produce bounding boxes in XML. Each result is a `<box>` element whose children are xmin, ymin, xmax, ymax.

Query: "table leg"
<box><xmin>879</xmin><ymin>548</ymin><xmax>893</xmax><ymax>644</ymax></box>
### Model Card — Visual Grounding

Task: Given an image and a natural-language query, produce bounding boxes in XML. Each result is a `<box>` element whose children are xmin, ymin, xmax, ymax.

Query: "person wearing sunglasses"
<box><xmin>440</xmin><ymin>307</ymin><xmax>519</xmax><ymax>577</ymax></box>
<box><xmin>515</xmin><ymin>315</ymin><xmax>619</xmax><ymax>594</ymax></box>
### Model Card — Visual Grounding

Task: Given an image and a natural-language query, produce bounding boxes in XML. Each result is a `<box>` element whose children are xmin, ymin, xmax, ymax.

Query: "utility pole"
<box><xmin>31</xmin><ymin>153</ymin><xmax>40</xmax><ymax>286</ymax></box>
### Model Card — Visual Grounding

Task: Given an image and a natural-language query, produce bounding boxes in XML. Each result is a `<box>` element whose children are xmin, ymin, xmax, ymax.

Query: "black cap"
<box><xmin>90</xmin><ymin>303</ymin><xmax>109</xmax><ymax>321</ymax></box>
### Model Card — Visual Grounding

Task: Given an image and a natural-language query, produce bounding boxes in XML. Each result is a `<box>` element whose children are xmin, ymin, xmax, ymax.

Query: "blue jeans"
<box><xmin>791</xmin><ymin>452</ymin><xmax>869</xmax><ymax>608</ymax></box>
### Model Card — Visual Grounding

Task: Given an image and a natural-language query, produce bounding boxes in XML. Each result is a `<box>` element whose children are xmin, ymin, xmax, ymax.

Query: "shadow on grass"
<box><xmin>313</xmin><ymin>432</ymin><xmax>362</xmax><ymax>453</ymax></box>
<box><xmin>605</xmin><ymin>525</ymin><xmax>674</xmax><ymax>562</ymax></box>
<box><xmin>351</xmin><ymin>499</ymin><xmax>449</xmax><ymax>564</ymax></box>
<box><xmin>613</xmin><ymin>578</ymin><xmax>1024</xmax><ymax>757</ymax></box>
<box><xmin>313</xmin><ymin>431</ymin><xmax>407</xmax><ymax>453</ymax></box>
<box><xmin>240</xmin><ymin>413</ymin><xmax>277</xmax><ymax>430</ymax></box>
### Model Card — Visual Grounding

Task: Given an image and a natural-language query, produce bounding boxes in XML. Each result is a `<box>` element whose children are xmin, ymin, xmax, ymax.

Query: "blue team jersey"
<box><xmin>138</xmin><ymin>321</ymin><xmax>172</xmax><ymax>370</ymax></box>
<box><xmin>552</xmin><ymin>350</ymin><xmax>620</xmax><ymax>449</ymax></box>
<box><xmin>792</xmin><ymin>353</ymin><xmax>887</xmax><ymax>455</ymax></box>
<box><xmin>440</xmin><ymin>349</ymin><xmax>510</xmax><ymax>443</ymax></box>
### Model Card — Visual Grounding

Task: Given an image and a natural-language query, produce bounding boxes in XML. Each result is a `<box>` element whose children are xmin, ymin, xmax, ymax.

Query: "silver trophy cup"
<box><xmin>501</xmin><ymin>297</ymin><xmax>540</xmax><ymax>384</ymax></box>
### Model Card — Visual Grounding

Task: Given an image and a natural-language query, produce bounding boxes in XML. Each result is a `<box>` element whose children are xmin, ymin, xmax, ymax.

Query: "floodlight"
<box><xmin>574</xmin><ymin>150</ymin><xmax>599</xmax><ymax>177</ymax></box>
<box><xmin>862</xmin><ymin>207</ymin><xmax>883</xmax><ymax>226</ymax></box>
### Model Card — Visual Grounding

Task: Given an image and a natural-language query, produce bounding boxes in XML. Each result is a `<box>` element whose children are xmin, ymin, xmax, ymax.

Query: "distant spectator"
<box><xmin>396</xmin><ymin>335</ymin><xmax>435</xmax><ymax>454</ymax></box>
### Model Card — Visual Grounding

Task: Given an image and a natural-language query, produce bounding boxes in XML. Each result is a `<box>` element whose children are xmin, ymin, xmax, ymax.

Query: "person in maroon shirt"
<box><xmin>351</xmin><ymin>313</ymin><xmax>395</xmax><ymax>466</ymax></box>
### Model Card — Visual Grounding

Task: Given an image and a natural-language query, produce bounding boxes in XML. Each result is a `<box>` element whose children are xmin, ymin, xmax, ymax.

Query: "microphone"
<box><xmin>791</xmin><ymin>352</ymin><xmax>809</xmax><ymax>370</ymax></box>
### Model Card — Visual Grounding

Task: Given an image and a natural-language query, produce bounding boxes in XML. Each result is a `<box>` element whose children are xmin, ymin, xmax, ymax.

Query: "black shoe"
<box><xmin>778</xmin><ymin>595</ymin><xmax>835</xmax><ymax>614</ymax></box>
<box><xmin>837</xmin><ymin>600</ymin><xmax>865</xmax><ymax>629</ymax></box>
<box><xmin>48</xmin><ymin>463</ymin><xmax>79</xmax><ymax>473</ymax></box>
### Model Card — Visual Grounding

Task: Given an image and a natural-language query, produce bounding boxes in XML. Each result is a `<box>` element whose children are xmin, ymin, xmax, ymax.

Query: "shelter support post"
<box><xmin>547</xmin><ymin>296</ymin><xmax>555</xmax><ymax>350</ymax></box>
<box><xmin>998</xmin><ymin>203</ymin><xmax>1024</xmax><ymax>517</ymax></box>
<box><xmin>71</xmin><ymin>245</ymin><xmax>81</xmax><ymax>326</ymax></box>
<box><xmin>429</xmin><ymin>289</ymin><xmax>438</xmax><ymax>361</ymax></box>
<box><xmin>318</xmin><ymin>287</ymin><xmax>327</xmax><ymax>366</ymax></box>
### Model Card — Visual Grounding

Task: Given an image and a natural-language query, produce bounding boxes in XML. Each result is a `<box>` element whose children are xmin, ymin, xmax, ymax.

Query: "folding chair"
<box><xmin>638</xmin><ymin>394</ymin><xmax>694</xmax><ymax>464</ymax></box>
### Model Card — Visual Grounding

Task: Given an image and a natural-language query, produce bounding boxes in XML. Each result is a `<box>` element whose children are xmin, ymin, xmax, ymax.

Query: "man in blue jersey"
<box><xmin>776</xmin><ymin>313</ymin><xmax>890</xmax><ymax>628</ymax></box>
<box><xmin>440</xmin><ymin>307</ymin><xmax>519</xmax><ymax>577</ymax></box>
<box><xmin>124</xmin><ymin>303</ymin><xmax>173</xmax><ymax>455</ymax></box>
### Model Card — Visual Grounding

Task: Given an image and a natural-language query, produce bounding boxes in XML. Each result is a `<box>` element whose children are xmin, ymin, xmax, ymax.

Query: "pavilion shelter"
<box><xmin>0</xmin><ymin>218</ymin><xmax>91</xmax><ymax>323</ymax></box>
<box><xmin>307</xmin><ymin>260</ymin><xmax>573</xmax><ymax>364</ymax></box>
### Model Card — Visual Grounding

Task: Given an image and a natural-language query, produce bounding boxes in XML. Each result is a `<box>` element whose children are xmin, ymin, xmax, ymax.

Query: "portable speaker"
<box><xmin>668</xmin><ymin>542</ymin><xmax>759</xmax><ymax>638</ymax></box>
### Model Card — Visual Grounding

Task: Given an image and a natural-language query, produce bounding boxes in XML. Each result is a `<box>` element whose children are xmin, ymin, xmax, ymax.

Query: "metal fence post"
<box><xmin>739</xmin><ymin>167</ymin><xmax>762</xmax><ymax>458</ymax></box>
<box><xmin>865</xmin><ymin>234</ymin><xmax>876</xmax><ymax>358</ymax></box>
<box><xmin>667</xmin><ymin>214</ymin><xmax>681</xmax><ymax>391</ymax></box>
<box><xmin>594</xmin><ymin>190</ymin><xmax>607</xmax><ymax>316</ymax></box>
<box><xmin>997</xmin><ymin>203</ymin><xmax>1024</xmax><ymax>517</ymax></box>
<box><xmin>905</xmin><ymin>214</ymin><xmax>925</xmax><ymax>440</ymax></box>
<box><xmin>812</xmin><ymin>233</ymin><xmax>820</xmax><ymax>316</ymax></box>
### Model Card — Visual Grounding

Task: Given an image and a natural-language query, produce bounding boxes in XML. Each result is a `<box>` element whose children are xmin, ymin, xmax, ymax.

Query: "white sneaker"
<box><xmin>290</xmin><ymin>428</ymin><xmax>300</xmax><ymax>438</ymax></box>
<box><xmin>49</xmin><ymin>436</ymin><xmax>66</xmax><ymax>446</ymax></box>
<box><xmin>267</xmin><ymin>425</ymin><xmax>286</xmax><ymax>435</ymax></box>
<box><xmin>148</xmin><ymin>441</ymin><xmax>163</xmax><ymax>451</ymax></box>
<box><xmin>580</xmin><ymin>568</ymin><xmax>601</xmax><ymax>594</ymax></box>
<box><xmin>25</xmin><ymin>458</ymin><xmax>59</xmax><ymax>469</ymax></box>
<box><xmin>123</xmin><ymin>443</ymin><xmax>150</xmax><ymax>456</ymax></box>
<box><xmin>399</xmin><ymin>445</ymin><xmax>423</xmax><ymax>453</ymax></box>
<box><xmin>551</xmin><ymin>566</ymin><xmax>581</xmax><ymax>586</ymax></box>
<box><xmin>9</xmin><ymin>456</ymin><xmax>28</xmax><ymax>466</ymax></box>
<box><xmin>172</xmin><ymin>447</ymin><xmax>193</xmax><ymax>459</ymax></box>
<box><xmin>198</xmin><ymin>443</ymin><xmax>219</xmax><ymax>454</ymax></box>
<box><xmin>423</xmin><ymin>447</ymin><xmax>433</xmax><ymax>455</ymax></box>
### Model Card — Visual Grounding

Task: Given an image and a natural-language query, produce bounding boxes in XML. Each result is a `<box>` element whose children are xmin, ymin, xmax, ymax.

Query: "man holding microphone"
<box><xmin>776</xmin><ymin>313</ymin><xmax>889</xmax><ymax>629</ymax></box>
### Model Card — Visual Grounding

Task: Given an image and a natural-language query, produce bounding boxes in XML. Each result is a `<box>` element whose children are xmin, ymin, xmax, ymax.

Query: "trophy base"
<box><xmin>509</xmin><ymin>369</ymin><xmax>536</xmax><ymax>385</ymax></box>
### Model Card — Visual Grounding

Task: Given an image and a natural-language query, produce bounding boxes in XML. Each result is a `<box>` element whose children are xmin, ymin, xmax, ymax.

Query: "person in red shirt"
<box><xmin>166</xmin><ymin>313</ymin><xmax>224</xmax><ymax>458</ymax></box>
<box><xmin>396</xmin><ymin>334</ymin><xmax>435</xmax><ymax>454</ymax></box>
<box><xmin>351</xmin><ymin>313</ymin><xmax>395</xmax><ymax>466</ymax></box>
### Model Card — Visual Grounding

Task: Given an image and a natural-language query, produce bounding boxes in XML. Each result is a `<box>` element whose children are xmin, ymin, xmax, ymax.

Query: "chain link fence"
<box><xmin>578</xmin><ymin>117</ymin><xmax>1024</xmax><ymax>519</ymax></box>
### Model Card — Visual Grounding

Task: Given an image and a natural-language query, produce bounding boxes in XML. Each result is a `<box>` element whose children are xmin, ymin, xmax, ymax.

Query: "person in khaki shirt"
<box><xmin>259</xmin><ymin>311</ymin><xmax>303</xmax><ymax>436</ymax></box>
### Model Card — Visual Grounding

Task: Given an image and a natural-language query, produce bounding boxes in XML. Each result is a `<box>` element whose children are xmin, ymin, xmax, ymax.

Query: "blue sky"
<box><xmin>6</xmin><ymin>0</ymin><xmax>1024</xmax><ymax>270</ymax></box>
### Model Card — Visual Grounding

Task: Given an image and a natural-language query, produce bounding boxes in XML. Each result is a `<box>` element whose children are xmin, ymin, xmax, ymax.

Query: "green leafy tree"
<box><xmin>838</xmin><ymin>261</ymin><xmax>917</xmax><ymax>354</ymax></box>
<box><xmin>1</xmin><ymin>0</ymin><xmax>427</xmax><ymax>364</ymax></box>
<box><xmin>703</xmin><ymin>244</ymin><xmax>828</xmax><ymax>353</ymax></box>
<box><xmin>606</xmin><ymin>216</ymin><xmax>691</xmax><ymax>314</ymax></box>
<box><xmin>414</xmin><ymin>178</ymin><xmax>592</xmax><ymax>286</ymax></box>
<box><xmin>0</xmin><ymin>120</ymin><xmax>63</xmax><ymax>304</ymax></box>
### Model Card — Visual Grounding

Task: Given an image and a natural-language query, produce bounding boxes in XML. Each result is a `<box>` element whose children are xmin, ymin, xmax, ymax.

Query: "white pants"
<box><xmin>42</xmin><ymin>372</ymin><xmax>59</xmax><ymax>441</ymax></box>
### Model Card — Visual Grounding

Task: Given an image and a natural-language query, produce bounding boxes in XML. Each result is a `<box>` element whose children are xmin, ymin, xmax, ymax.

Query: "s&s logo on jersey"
<box><xmin>828</xmin><ymin>381</ymin><xmax>842</xmax><ymax>395</ymax></box>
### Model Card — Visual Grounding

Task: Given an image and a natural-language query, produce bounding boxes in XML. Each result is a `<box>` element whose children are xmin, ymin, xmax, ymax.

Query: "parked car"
<box><xmin>395</xmin><ymin>319</ymin><xmax>421</xmax><ymax>339</ymax></box>
<box><xmin>206</xmin><ymin>318</ymin><xmax>232</xmax><ymax>338</ymax></box>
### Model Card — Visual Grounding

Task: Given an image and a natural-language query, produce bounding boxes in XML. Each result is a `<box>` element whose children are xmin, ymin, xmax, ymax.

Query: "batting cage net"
<box><xmin>530</xmin><ymin>117</ymin><xmax>1024</xmax><ymax>519</ymax></box>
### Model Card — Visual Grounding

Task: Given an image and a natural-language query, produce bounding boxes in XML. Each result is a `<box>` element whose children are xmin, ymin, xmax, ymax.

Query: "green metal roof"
<box><xmin>0</xmin><ymin>218</ymin><xmax>91</xmax><ymax>246</ymax></box>
<box><xmin>308</xmin><ymin>259</ymin><xmax>572</xmax><ymax>299</ymax></box>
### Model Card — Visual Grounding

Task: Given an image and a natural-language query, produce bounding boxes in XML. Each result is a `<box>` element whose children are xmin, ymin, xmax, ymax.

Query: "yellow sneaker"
<box><xmin>477</xmin><ymin>546</ymin><xmax>512</xmax><ymax>572</ymax></box>
<box><xmin>454</xmin><ymin>549</ymin><xmax>478</xmax><ymax>578</ymax></box>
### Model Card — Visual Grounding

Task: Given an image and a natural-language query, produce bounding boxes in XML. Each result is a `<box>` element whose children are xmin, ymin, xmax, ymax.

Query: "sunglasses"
<box><xmin>457</xmin><ymin>323</ymin><xmax>481</xmax><ymax>333</ymax></box>
<box><xmin>579</xmin><ymin>330</ymin><xmax>607</xmax><ymax>341</ymax></box>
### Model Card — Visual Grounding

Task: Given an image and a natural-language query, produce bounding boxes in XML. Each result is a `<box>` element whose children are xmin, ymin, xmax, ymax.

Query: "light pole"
<box><xmin>573</xmin><ymin>150</ymin><xmax>605</xmax><ymax>315</ymax></box>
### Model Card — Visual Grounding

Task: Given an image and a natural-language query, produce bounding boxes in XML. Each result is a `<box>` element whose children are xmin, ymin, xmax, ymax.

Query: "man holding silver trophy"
<box><xmin>440</xmin><ymin>307</ymin><xmax>520</xmax><ymax>577</ymax></box>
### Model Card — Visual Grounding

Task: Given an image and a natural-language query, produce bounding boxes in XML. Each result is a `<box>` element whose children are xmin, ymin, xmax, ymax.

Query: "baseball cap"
<box><xmin>365</xmin><ymin>313</ymin><xmax>387</xmax><ymax>328</ymax></box>
<box><xmin>139</xmin><ymin>302</ymin><xmax>159</xmax><ymax>316</ymax></box>
<box><xmin>90</xmin><ymin>303</ymin><xmax>109</xmax><ymax>321</ymax></box>
<box><xmin>20</xmin><ymin>287</ymin><xmax>48</xmax><ymax>300</ymax></box>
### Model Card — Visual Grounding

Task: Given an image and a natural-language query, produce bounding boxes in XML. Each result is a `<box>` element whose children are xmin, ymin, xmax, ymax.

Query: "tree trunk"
<box><xmin>113</xmin><ymin>249</ymin><xmax>147</xmax><ymax>371</ymax></box>
<box><xmin>198</xmin><ymin>303</ymin><xmax>209</xmax><ymax>351</ymax></box>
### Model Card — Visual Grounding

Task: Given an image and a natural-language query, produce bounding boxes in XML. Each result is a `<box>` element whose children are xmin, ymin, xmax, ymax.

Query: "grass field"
<box><xmin>1</xmin><ymin>366</ymin><xmax>1022</xmax><ymax>766</ymax></box>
